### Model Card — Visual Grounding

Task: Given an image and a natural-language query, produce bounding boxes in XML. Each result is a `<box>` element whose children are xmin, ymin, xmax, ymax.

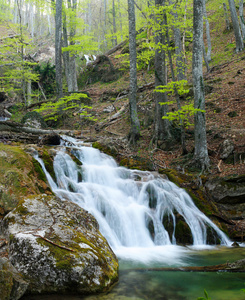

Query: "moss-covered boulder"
<box><xmin>2</xmin><ymin>195</ymin><xmax>118</xmax><ymax>295</ymax></box>
<box><xmin>0</xmin><ymin>257</ymin><xmax>28</xmax><ymax>300</ymax></box>
<box><xmin>0</xmin><ymin>144</ymin><xmax>51</xmax><ymax>218</ymax></box>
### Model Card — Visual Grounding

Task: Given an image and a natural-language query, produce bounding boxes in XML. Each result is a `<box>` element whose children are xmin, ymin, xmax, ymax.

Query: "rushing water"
<box><xmin>35</xmin><ymin>135</ymin><xmax>230</xmax><ymax>261</ymax></box>
<box><xmin>28</xmin><ymin>136</ymin><xmax>245</xmax><ymax>299</ymax></box>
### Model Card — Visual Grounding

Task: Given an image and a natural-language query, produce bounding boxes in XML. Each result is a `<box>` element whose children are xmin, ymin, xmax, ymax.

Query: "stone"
<box><xmin>0</xmin><ymin>257</ymin><xmax>28</xmax><ymax>300</ymax></box>
<box><xmin>220</xmin><ymin>139</ymin><xmax>234</xmax><ymax>159</ymax></box>
<box><xmin>2</xmin><ymin>195</ymin><xmax>118</xmax><ymax>295</ymax></box>
<box><xmin>39</xmin><ymin>133</ymin><xmax>61</xmax><ymax>146</ymax></box>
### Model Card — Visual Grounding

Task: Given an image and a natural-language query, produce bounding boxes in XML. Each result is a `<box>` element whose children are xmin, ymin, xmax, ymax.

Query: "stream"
<box><xmin>23</xmin><ymin>136</ymin><xmax>245</xmax><ymax>300</ymax></box>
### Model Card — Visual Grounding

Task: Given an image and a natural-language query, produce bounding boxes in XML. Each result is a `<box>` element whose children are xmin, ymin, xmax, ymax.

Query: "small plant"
<box><xmin>197</xmin><ymin>289</ymin><xmax>211</xmax><ymax>300</ymax></box>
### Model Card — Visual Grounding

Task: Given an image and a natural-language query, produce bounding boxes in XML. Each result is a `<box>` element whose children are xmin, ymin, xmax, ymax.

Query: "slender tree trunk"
<box><xmin>118</xmin><ymin>0</ymin><xmax>123</xmax><ymax>41</ymax></box>
<box><xmin>170</xmin><ymin>0</ymin><xmax>186</xmax><ymax>81</ymax></box>
<box><xmin>154</xmin><ymin>0</ymin><xmax>171</xmax><ymax>143</ymax></box>
<box><xmin>62</xmin><ymin>10</ymin><xmax>73</xmax><ymax>92</ymax></box>
<box><xmin>223</xmin><ymin>2</ymin><xmax>231</xmax><ymax>31</ymax></box>
<box><xmin>228</xmin><ymin>0</ymin><xmax>244</xmax><ymax>52</ymax></box>
<box><xmin>239</xmin><ymin>0</ymin><xmax>245</xmax><ymax>39</ymax></box>
<box><xmin>203</xmin><ymin>43</ymin><xmax>210</xmax><ymax>72</ymax></box>
<box><xmin>55</xmin><ymin>0</ymin><xmax>63</xmax><ymax>99</ymax></box>
<box><xmin>27</xmin><ymin>81</ymin><xmax>32</xmax><ymax>105</ymax></box>
<box><xmin>112</xmin><ymin>0</ymin><xmax>117</xmax><ymax>46</ymax></box>
<box><xmin>69</xmin><ymin>0</ymin><xmax>78</xmax><ymax>91</ymax></box>
<box><xmin>192</xmin><ymin>0</ymin><xmax>210</xmax><ymax>171</ymax></box>
<box><xmin>104</xmin><ymin>0</ymin><xmax>108</xmax><ymax>49</ymax></box>
<box><xmin>127</xmin><ymin>0</ymin><xmax>140</xmax><ymax>143</ymax></box>
<box><xmin>30</xmin><ymin>2</ymin><xmax>34</xmax><ymax>38</ymax></box>
<box><xmin>203</xmin><ymin>0</ymin><xmax>211</xmax><ymax>62</ymax></box>
<box><xmin>164</xmin><ymin>12</ymin><xmax>187</xmax><ymax>154</ymax></box>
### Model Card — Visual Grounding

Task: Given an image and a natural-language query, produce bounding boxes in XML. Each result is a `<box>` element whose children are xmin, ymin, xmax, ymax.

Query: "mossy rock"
<box><xmin>0</xmin><ymin>144</ymin><xmax>51</xmax><ymax>217</ymax></box>
<box><xmin>21</xmin><ymin>111</ymin><xmax>47</xmax><ymax>129</ymax></box>
<box><xmin>3</xmin><ymin>195</ymin><xmax>118</xmax><ymax>295</ymax></box>
<box><xmin>119</xmin><ymin>156</ymin><xmax>155</xmax><ymax>171</ymax></box>
<box><xmin>0</xmin><ymin>257</ymin><xmax>28</xmax><ymax>300</ymax></box>
<box><xmin>175</xmin><ymin>220</ymin><xmax>193</xmax><ymax>245</ymax></box>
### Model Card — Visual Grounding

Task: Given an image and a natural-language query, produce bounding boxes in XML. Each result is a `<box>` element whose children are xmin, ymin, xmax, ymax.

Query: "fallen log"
<box><xmin>122</xmin><ymin>259</ymin><xmax>245</xmax><ymax>273</ymax></box>
<box><xmin>105</xmin><ymin>40</ymin><xmax>127</xmax><ymax>56</ymax></box>
<box><xmin>0</xmin><ymin>121</ymin><xmax>81</xmax><ymax>144</ymax></box>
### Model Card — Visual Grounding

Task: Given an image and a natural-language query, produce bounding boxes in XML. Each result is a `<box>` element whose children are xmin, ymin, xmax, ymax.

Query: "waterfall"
<box><xmin>35</xmin><ymin>136</ymin><xmax>230</xmax><ymax>263</ymax></box>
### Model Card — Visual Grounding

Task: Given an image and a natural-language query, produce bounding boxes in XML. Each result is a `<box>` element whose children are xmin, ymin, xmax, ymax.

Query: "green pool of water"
<box><xmin>21</xmin><ymin>246</ymin><xmax>245</xmax><ymax>300</ymax></box>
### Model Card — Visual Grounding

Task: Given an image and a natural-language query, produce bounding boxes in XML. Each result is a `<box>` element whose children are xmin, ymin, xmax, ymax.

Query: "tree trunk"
<box><xmin>62</xmin><ymin>10</ymin><xmax>73</xmax><ymax>93</ymax></box>
<box><xmin>112</xmin><ymin>0</ymin><xmax>117</xmax><ymax>46</ymax></box>
<box><xmin>55</xmin><ymin>0</ymin><xmax>63</xmax><ymax>99</ymax></box>
<box><xmin>27</xmin><ymin>80</ymin><xmax>32</xmax><ymax>105</ymax></box>
<box><xmin>118</xmin><ymin>0</ymin><xmax>123</xmax><ymax>41</ymax></box>
<box><xmin>223</xmin><ymin>2</ymin><xmax>231</xmax><ymax>31</ymax></box>
<box><xmin>154</xmin><ymin>0</ymin><xmax>171</xmax><ymax>143</ymax></box>
<box><xmin>127</xmin><ymin>0</ymin><xmax>140</xmax><ymax>144</ymax></box>
<box><xmin>69</xmin><ymin>0</ymin><xmax>78</xmax><ymax>92</ymax></box>
<box><xmin>192</xmin><ymin>0</ymin><xmax>210</xmax><ymax>171</ymax></box>
<box><xmin>228</xmin><ymin>0</ymin><xmax>244</xmax><ymax>52</ymax></box>
<box><xmin>239</xmin><ymin>0</ymin><xmax>245</xmax><ymax>39</ymax></box>
<box><xmin>170</xmin><ymin>0</ymin><xmax>186</xmax><ymax>81</ymax></box>
<box><xmin>203</xmin><ymin>0</ymin><xmax>211</xmax><ymax>62</ymax></box>
<box><xmin>164</xmin><ymin>12</ymin><xmax>187</xmax><ymax>154</ymax></box>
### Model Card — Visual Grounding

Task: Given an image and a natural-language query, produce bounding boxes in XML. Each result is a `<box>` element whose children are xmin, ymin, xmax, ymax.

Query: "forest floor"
<box><xmin>74</xmin><ymin>47</ymin><xmax>245</xmax><ymax>179</ymax></box>
<box><xmin>70</xmin><ymin>8</ymin><xmax>245</xmax><ymax>179</ymax></box>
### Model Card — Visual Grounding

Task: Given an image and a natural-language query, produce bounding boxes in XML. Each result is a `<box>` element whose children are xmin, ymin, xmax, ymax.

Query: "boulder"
<box><xmin>0</xmin><ymin>257</ymin><xmax>28</xmax><ymax>300</ymax></box>
<box><xmin>205</xmin><ymin>175</ymin><xmax>245</xmax><ymax>206</ymax></box>
<box><xmin>2</xmin><ymin>195</ymin><xmax>118</xmax><ymax>295</ymax></box>
<box><xmin>205</xmin><ymin>175</ymin><xmax>245</xmax><ymax>240</ymax></box>
<box><xmin>220</xmin><ymin>139</ymin><xmax>234</xmax><ymax>159</ymax></box>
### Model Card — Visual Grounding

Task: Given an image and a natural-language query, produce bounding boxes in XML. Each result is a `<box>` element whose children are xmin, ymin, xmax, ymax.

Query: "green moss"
<box><xmin>41</xmin><ymin>149</ymin><xmax>56</xmax><ymax>181</ymax></box>
<box><xmin>175</xmin><ymin>220</ymin><xmax>193</xmax><ymax>245</ymax></box>
<box><xmin>0</xmin><ymin>270</ymin><xmax>13</xmax><ymax>299</ymax></box>
<box><xmin>32</xmin><ymin>158</ymin><xmax>47</xmax><ymax>182</ymax></box>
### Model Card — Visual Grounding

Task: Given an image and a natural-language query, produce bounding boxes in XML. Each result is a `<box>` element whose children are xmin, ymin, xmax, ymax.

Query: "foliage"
<box><xmin>197</xmin><ymin>289</ymin><xmax>211</xmax><ymax>300</ymax></box>
<box><xmin>156</xmin><ymin>80</ymin><xmax>204</xmax><ymax>128</ymax></box>
<box><xmin>34</xmin><ymin>93</ymin><xmax>97</xmax><ymax>123</ymax></box>
<box><xmin>155</xmin><ymin>80</ymin><xmax>190</xmax><ymax>96</ymax></box>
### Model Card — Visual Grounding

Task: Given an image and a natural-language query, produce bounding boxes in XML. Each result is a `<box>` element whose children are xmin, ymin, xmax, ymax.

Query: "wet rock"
<box><xmin>2</xmin><ymin>195</ymin><xmax>118</xmax><ymax>295</ymax></box>
<box><xmin>0</xmin><ymin>257</ymin><xmax>28</xmax><ymax>300</ymax></box>
<box><xmin>39</xmin><ymin>133</ymin><xmax>61</xmax><ymax>146</ymax></box>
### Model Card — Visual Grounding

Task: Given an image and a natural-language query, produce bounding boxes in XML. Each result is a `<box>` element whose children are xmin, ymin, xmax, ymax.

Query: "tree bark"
<box><xmin>154</xmin><ymin>0</ymin><xmax>171</xmax><ymax>142</ymax></box>
<box><xmin>112</xmin><ymin>0</ymin><xmax>117</xmax><ymax>46</ymax></box>
<box><xmin>239</xmin><ymin>0</ymin><xmax>245</xmax><ymax>39</ymax></box>
<box><xmin>62</xmin><ymin>10</ymin><xmax>73</xmax><ymax>92</ymax></box>
<box><xmin>55</xmin><ymin>0</ymin><xmax>63</xmax><ymax>99</ymax></box>
<box><xmin>170</xmin><ymin>0</ymin><xmax>186</xmax><ymax>81</ymax></box>
<box><xmin>164</xmin><ymin>12</ymin><xmax>187</xmax><ymax>154</ymax></box>
<box><xmin>228</xmin><ymin>0</ymin><xmax>244</xmax><ymax>52</ymax></box>
<box><xmin>127</xmin><ymin>0</ymin><xmax>140</xmax><ymax>144</ymax></box>
<box><xmin>223</xmin><ymin>2</ymin><xmax>231</xmax><ymax>31</ymax></box>
<box><xmin>192</xmin><ymin>0</ymin><xmax>210</xmax><ymax>171</ymax></box>
<box><xmin>69</xmin><ymin>0</ymin><xmax>78</xmax><ymax>92</ymax></box>
<box><xmin>203</xmin><ymin>0</ymin><xmax>211</xmax><ymax>62</ymax></box>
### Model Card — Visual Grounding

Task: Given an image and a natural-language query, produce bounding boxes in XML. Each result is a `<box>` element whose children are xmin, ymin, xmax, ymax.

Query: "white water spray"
<box><xmin>35</xmin><ymin>136</ymin><xmax>230</xmax><ymax>264</ymax></box>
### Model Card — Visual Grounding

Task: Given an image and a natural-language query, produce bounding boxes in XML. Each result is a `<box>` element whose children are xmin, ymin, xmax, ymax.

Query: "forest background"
<box><xmin>0</xmin><ymin>0</ymin><xmax>244</xmax><ymax>177</ymax></box>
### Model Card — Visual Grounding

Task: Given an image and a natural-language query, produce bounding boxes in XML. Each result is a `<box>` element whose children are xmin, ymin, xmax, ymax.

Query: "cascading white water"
<box><xmin>35</xmin><ymin>136</ymin><xmax>230</xmax><ymax>264</ymax></box>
